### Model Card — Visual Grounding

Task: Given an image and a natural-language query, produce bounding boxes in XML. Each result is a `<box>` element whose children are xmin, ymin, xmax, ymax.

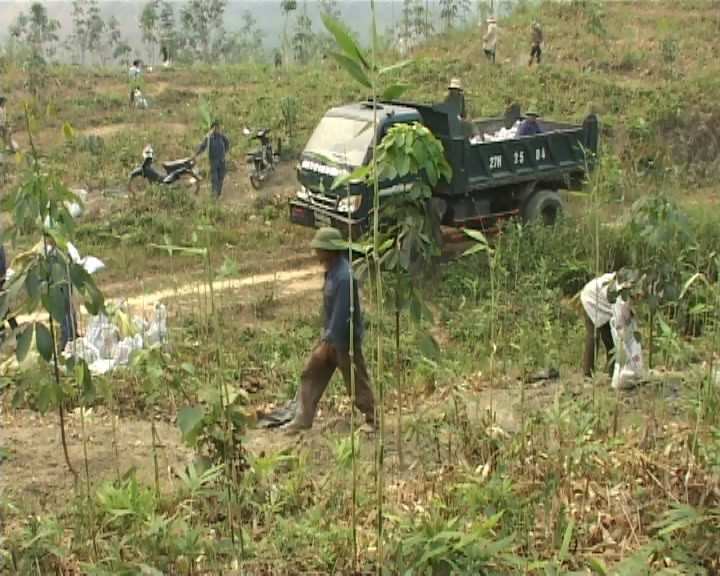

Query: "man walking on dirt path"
<box><xmin>282</xmin><ymin>227</ymin><xmax>376</xmax><ymax>433</ymax></box>
<box><xmin>529</xmin><ymin>21</ymin><xmax>544</xmax><ymax>65</ymax></box>
<box><xmin>193</xmin><ymin>120</ymin><xmax>230</xmax><ymax>199</ymax></box>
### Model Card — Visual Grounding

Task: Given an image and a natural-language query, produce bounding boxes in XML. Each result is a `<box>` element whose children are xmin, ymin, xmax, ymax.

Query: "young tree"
<box><xmin>10</xmin><ymin>2</ymin><xmax>61</xmax><ymax>62</ymax></box>
<box><xmin>139</xmin><ymin>0</ymin><xmax>160</xmax><ymax>64</ymax></box>
<box><xmin>239</xmin><ymin>11</ymin><xmax>264</xmax><ymax>62</ymax></box>
<box><xmin>280</xmin><ymin>0</ymin><xmax>297</xmax><ymax>65</ymax></box>
<box><xmin>439</xmin><ymin>0</ymin><xmax>470</xmax><ymax>31</ymax></box>
<box><xmin>10</xmin><ymin>3</ymin><xmax>61</xmax><ymax>95</ymax></box>
<box><xmin>179</xmin><ymin>0</ymin><xmax>227</xmax><ymax>63</ymax></box>
<box><xmin>292</xmin><ymin>1</ymin><xmax>315</xmax><ymax>65</ymax></box>
<box><xmin>158</xmin><ymin>1</ymin><xmax>177</xmax><ymax>63</ymax></box>
<box><xmin>71</xmin><ymin>0</ymin><xmax>105</xmax><ymax>64</ymax></box>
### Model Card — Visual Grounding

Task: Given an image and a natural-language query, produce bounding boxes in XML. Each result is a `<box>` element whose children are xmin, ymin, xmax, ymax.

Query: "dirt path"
<box><xmin>2</xmin><ymin>407</ymin><xmax>192</xmax><ymax>509</ymax></box>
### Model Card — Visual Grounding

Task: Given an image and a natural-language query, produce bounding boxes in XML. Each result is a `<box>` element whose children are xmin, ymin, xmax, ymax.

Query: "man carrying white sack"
<box><xmin>579</xmin><ymin>269</ymin><xmax>643</xmax><ymax>388</ymax></box>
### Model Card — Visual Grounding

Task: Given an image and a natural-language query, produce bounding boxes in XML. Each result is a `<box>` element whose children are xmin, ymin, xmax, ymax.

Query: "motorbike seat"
<box><xmin>162</xmin><ymin>157</ymin><xmax>192</xmax><ymax>171</ymax></box>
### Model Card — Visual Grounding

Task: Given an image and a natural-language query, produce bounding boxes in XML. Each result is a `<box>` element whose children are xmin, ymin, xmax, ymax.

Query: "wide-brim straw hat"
<box><xmin>448</xmin><ymin>77</ymin><xmax>463</xmax><ymax>90</ymax></box>
<box><xmin>487</xmin><ymin>15</ymin><xmax>497</xmax><ymax>23</ymax></box>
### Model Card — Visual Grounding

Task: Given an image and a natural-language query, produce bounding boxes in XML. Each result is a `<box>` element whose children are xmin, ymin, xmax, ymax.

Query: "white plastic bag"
<box><xmin>611</xmin><ymin>319</ymin><xmax>644</xmax><ymax>389</ymax></box>
<box><xmin>145</xmin><ymin>303</ymin><xmax>168</xmax><ymax>345</ymax></box>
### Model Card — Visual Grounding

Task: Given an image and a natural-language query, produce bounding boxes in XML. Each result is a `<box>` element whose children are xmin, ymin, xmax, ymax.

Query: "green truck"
<box><xmin>288</xmin><ymin>99</ymin><xmax>599</xmax><ymax>235</ymax></box>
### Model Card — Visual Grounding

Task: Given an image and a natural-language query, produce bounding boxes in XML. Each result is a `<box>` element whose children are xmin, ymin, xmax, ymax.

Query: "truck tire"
<box><xmin>523</xmin><ymin>189</ymin><xmax>563</xmax><ymax>226</ymax></box>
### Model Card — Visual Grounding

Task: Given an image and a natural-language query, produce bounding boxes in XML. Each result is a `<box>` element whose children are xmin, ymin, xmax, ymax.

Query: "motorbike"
<box><xmin>128</xmin><ymin>145</ymin><xmax>201</xmax><ymax>196</ymax></box>
<box><xmin>244</xmin><ymin>127</ymin><xmax>280</xmax><ymax>190</ymax></box>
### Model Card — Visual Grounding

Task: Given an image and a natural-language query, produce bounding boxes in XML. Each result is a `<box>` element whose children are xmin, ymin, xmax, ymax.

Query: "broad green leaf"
<box><xmin>69</xmin><ymin>263</ymin><xmax>91</xmax><ymax>290</ymax></box>
<box><xmin>328</xmin><ymin>51</ymin><xmax>372</xmax><ymax>89</ymax></box>
<box><xmin>320</xmin><ymin>13</ymin><xmax>370</xmax><ymax>71</ymax></box>
<box><xmin>76</xmin><ymin>359</ymin><xmax>95</xmax><ymax>404</ymax></box>
<box><xmin>47</xmin><ymin>286</ymin><xmax>68</xmax><ymax>323</ymax></box>
<box><xmin>177</xmin><ymin>405</ymin><xmax>205</xmax><ymax>446</ymax></box>
<box><xmin>418</xmin><ymin>332</ymin><xmax>440</xmax><ymax>359</ymax></box>
<box><xmin>381</xmin><ymin>84</ymin><xmax>410</xmax><ymax>101</ymax></box>
<box><xmin>464</xmin><ymin>228</ymin><xmax>490</xmax><ymax>245</ymax></box>
<box><xmin>36</xmin><ymin>322</ymin><xmax>54</xmax><ymax>361</ymax></box>
<box><xmin>37</xmin><ymin>383</ymin><xmax>55</xmax><ymax>413</ymax></box>
<box><xmin>16</xmin><ymin>324</ymin><xmax>34</xmax><ymax>362</ymax></box>
<box><xmin>24</xmin><ymin>269</ymin><xmax>41</xmax><ymax>299</ymax></box>
<box><xmin>84</xmin><ymin>283</ymin><xmax>105</xmax><ymax>316</ymax></box>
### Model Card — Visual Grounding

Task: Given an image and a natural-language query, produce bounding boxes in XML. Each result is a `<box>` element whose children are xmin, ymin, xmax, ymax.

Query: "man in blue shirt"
<box><xmin>283</xmin><ymin>227</ymin><xmax>376</xmax><ymax>432</ymax></box>
<box><xmin>516</xmin><ymin>106</ymin><xmax>544</xmax><ymax>137</ymax></box>
<box><xmin>193</xmin><ymin>120</ymin><xmax>230</xmax><ymax>198</ymax></box>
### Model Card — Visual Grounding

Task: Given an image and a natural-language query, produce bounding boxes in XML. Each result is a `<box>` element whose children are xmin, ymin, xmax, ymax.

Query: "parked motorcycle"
<box><xmin>128</xmin><ymin>145</ymin><xmax>200</xmax><ymax>196</ymax></box>
<box><xmin>244</xmin><ymin>127</ymin><xmax>280</xmax><ymax>190</ymax></box>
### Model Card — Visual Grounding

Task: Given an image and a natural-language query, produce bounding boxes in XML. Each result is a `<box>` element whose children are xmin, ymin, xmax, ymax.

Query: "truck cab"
<box><xmin>290</xmin><ymin>101</ymin><xmax>422</xmax><ymax>234</ymax></box>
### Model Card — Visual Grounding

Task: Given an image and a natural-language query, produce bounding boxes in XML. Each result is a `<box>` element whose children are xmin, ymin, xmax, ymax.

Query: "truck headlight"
<box><xmin>337</xmin><ymin>195</ymin><xmax>362</xmax><ymax>214</ymax></box>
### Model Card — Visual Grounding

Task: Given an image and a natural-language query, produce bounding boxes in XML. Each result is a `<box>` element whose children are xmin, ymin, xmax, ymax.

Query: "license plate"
<box><xmin>314</xmin><ymin>213</ymin><xmax>331</xmax><ymax>228</ymax></box>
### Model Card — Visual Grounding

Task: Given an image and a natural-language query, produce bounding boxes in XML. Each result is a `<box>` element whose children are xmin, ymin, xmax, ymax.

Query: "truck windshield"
<box><xmin>303</xmin><ymin>115</ymin><xmax>373</xmax><ymax>167</ymax></box>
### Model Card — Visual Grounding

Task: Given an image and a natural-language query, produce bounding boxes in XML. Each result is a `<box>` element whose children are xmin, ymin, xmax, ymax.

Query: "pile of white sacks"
<box><xmin>63</xmin><ymin>303</ymin><xmax>169</xmax><ymax>374</ymax></box>
<box><xmin>469</xmin><ymin>121</ymin><xmax>521</xmax><ymax>145</ymax></box>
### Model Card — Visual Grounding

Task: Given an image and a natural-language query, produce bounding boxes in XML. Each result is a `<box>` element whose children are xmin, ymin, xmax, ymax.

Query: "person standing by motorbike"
<box><xmin>193</xmin><ymin>120</ymin><xmax>230</xmax><ymax>199</ymax></box>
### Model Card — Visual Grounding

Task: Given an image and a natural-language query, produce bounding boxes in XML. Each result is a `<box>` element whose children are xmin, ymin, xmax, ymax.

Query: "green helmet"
<box><xmin>310</xmin><ymin>227</ymin><xmax>345</xmax><ymax>251</ymax></box>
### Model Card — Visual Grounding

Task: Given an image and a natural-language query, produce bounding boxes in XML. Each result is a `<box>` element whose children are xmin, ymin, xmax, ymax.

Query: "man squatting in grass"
<box><xmin>193</xmin><ymin>120</ymin><xmax>230</xmax><ymax>198</ymax></box>
<box><xmin>282</xmin><ymin>227</ymin><xmax>376</xmax><ymax>432</ymax></box>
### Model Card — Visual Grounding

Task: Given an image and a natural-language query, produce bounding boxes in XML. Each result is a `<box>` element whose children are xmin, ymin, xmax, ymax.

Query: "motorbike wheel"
<box><xmin>128</xmin><ymin>175</ymin><xmax>148</xmax><ymax>198</ymax></box>
<box><xmin>249</xmin><ymin>173</ymin><xmax>263</xmax><ymax>190</ymax></box>
<box><xmin>178</xmin><ymin>172</ymin><xmax>200</xmax><ymax>195</ymax></box>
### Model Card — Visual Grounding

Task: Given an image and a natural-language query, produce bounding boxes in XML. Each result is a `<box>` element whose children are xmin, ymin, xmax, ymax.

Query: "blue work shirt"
<box><xmin>322</xmin><ymin>256</ymin><xmax>364</xmax><ymax>352</ymax></box>
<box><xmin>517</xmin><ymin>119</ymin><xmax>544</xmax><ymax>137</ymax></box>
<box><xmin>195</xmin><ymin>131</ymin><xmax>230</xmax><ymax>166</ymax></box>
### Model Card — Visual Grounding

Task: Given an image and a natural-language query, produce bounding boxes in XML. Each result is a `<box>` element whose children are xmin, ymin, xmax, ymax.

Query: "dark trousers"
<box><xmin>530</xmin><ymin>44</ymin><xmax>542</xmax><ymax>65</ymax></box>
<box><xmin>484</xmin><ymin>49</ymin><xmax>496</xmax><ymax>63</ymax></box>
<box><xmin>294</xmin><ymin>342</ymin><xmax>375</xmax><ymax>427</ymax></box>
<box><xmin>210</xmin><ymin>163</ymin><xmax>226</xmax><ymax>198</ymax></box>
<box><xmin>583</xmin><ymin>311</ymin><xmax>615</xmax><ymax>378</ymax></box>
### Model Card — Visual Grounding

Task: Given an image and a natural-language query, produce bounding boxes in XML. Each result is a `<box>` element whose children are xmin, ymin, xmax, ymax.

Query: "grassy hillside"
<box><xmin>2</xmin><ymin>1</ymin><xmax>720</xmax><ymax>574</ymax></box>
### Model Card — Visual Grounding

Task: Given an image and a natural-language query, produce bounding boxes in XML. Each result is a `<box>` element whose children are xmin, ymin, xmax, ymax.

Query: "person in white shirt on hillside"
<box><xmin>483</xmin><ymin>15</ymin><xmax>498</xmax><ymax>63</ymax></box>
<box><xmin>579</xmin><ymin>270</ymin><xmax>640</xmax><ymax>381</ymax></box>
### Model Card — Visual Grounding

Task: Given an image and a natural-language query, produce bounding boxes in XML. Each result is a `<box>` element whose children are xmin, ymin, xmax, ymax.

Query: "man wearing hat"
<box><xmin>517</xmin><ymin>106</ymin><xmax>544</xmax><ymax>137</ymax></box>
<box><xmin>193</xmin><ymin>119</ymin><xmax>231</xmax><ymax>198</ymax></box>
<box><xmin>282</xmin><ymin>227</ymin><xmax>376</xmax><ymax>432</ymax></box>
<box><xmin>445</xmin><ymin>78</ymin><xmax>467</xmax><ymax>120</ymax></box>
<box><xmin>578</xmin><ymin>270</ymin><xmax>638</xmax><ymax>379</ymax></box>
<box><xmin>483</xmin><ymin>15</ymin><xmax>498</xmax><ymax>63</ymax></box>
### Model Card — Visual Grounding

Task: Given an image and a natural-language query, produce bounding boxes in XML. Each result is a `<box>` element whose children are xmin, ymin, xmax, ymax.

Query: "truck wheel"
<box><xmin>523</xmin><ymin>189</ymin><xmax>563</xmax><ymax>226</ymax></box>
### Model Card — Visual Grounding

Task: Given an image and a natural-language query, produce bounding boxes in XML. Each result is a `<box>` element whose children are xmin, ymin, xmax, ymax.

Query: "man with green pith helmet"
<box><xmin>282</xmin><ymin>227</ymin><xmax>376</xmax><ymax>432</ymax></box>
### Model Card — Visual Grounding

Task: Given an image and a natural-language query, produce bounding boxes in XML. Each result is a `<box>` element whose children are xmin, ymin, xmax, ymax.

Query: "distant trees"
<box><xmin>179</xmin><ymin>0</ymin><xmax>228</xmax><ymax>63</ymax></box>
<box><xmin>139</xmin><ymin>0</ymin><xmax>160</xmax><ymax>64</ymax></box>
<box><xmin>439</xmin><ymin>0</ymin><xmax>471</xmax><ymax>31</ymax></box>
<box><xmin>10</xmin><ymin>2</ymin><xmax>61</xmax><ymax>61</ymax></box>
<box><xmin>292</xmin><ymin>1</ymin><xmax>315</xmax><ymax>65</ymax></box>
<box><xmin>71</xmin><ymin>0</ymin><xmax>105</xmax><ymax>64</ymax></box>
<box><xmin>158</xmin><ymin>1</ymin><xmax>177</xmax><ymax>63</ymax></box>
<box><xmin>281</xmin><ymin>0</ymin><xmax>298</xmax><ymax>65</ymax></box>
<box><xmin>9</xmin><ymin>2</ymin><xmax>61</xmax><ymax>94</ymax></box>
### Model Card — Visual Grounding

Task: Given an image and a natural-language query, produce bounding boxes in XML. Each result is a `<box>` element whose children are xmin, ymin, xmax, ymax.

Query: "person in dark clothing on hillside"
<box><xmin>529</xmin><ymin>21</ymin><xmax>544</xmax><ymax>65</ymax></box>
<box><xmin>282</xmin><ymin>227</ymin><xmax>376</xmax><ymax>433</ymax></box>
<box><xmin>193</xmin><ymin>120</ymin><xmax>230</xmax><ymax>198</ymax></box>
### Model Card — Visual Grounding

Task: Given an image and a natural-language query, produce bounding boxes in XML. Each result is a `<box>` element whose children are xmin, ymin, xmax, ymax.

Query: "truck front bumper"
<box><xmin>288</xmin><ymin>198</ymin><xmax>365</xmax><ymax>238</ymax></box>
